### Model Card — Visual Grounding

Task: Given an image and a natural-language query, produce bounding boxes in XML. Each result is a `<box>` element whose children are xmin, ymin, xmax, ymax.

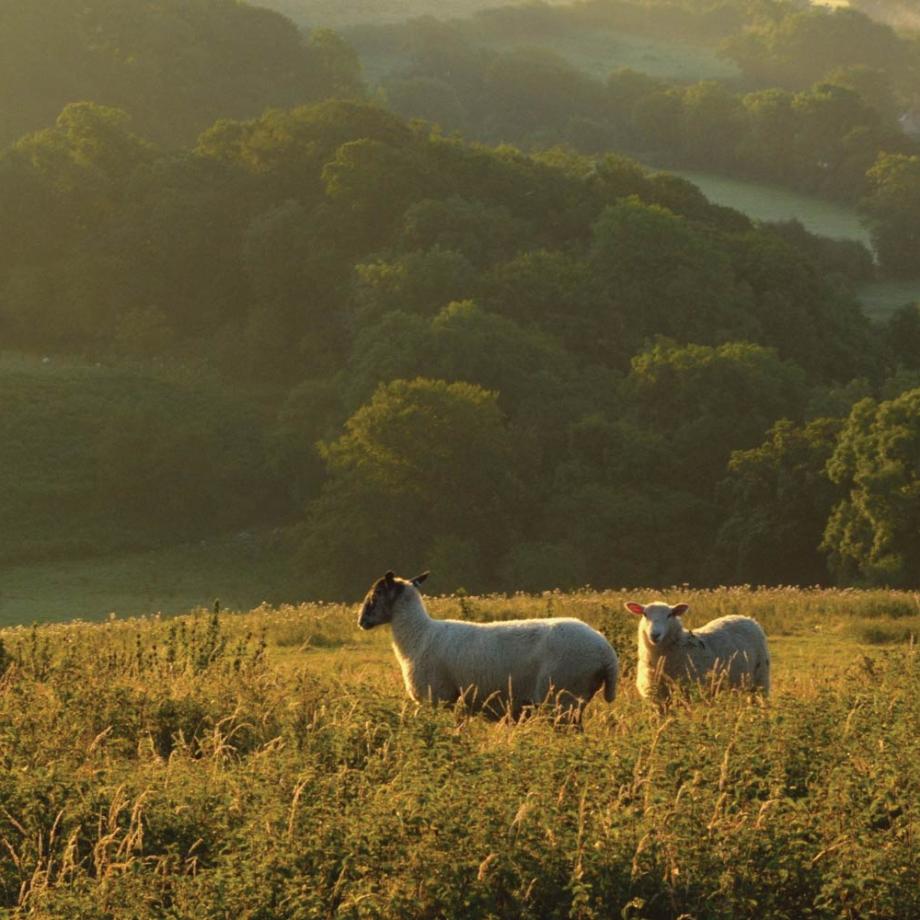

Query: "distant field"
<box><xmin>661</xmin><ymin>170</ymin><xmax>920</xmax><ymax>319</ymax></box>
<box><xmin>856</xmin><ymin>279</ymin><xmax>920</xmax><ymax>321</ymax></box>
<box><xmin>478</xmin><ymin>28</ymin><xmax>739</xmax><ymax>82</ymax></box>
<box><xmin>666</xmin><ymin>169</ymin><xmax>873</xmax><ymax>246</ymax></box>
<box><xmin>0</xmin><ymin>529</ymin><xmax>299</xmax><ymax>627</ymax></box>
<box><xmin>266</xmin><ymin>0</ymin><xmax>565</xmax><ymax>28</ymax></box>
<box><xmin>352</xmin><ymin>23</ymin><xmax>738</xmax><ymax>88</ymax></box>
<box><xmin>0</xmin><ymin>353</ymin><xmax>292</xmax><ymax>622</ymax></box>
<box><xmin>0</xmin><ymin>587</ymin><xmax>917</xmax><ymax>917</ymax></box>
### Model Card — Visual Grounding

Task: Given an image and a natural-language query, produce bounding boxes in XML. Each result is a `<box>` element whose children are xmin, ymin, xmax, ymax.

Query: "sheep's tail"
<box><xmin>602</xmin><ymin>653</ymin><xmax>619</xmax><ymax>703</ymax></box>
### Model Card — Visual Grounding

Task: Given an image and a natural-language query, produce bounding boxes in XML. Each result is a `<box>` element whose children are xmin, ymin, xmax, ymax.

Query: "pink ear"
<box><xmin>671</xmin><ymin>603</ymin><xmax>689</xmax><ymax>617</ymax></box>
<box><xmin>625</xmin><ymin>602</ymin><xmax>645</xmax><ymax>616</ymax></box>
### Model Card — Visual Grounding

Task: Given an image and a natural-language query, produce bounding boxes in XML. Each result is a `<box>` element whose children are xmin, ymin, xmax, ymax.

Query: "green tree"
<box><xmin>679</xmin><ymin>81</ymin><xmax>745</xmax><ymax>170</ymax></box>
<box><xmin>723</xmin><ymin>7</ymin><xmax>911</xmax><ymax>93</ymax></box>
<box><xmin>860</xmin><ymin>153</ymin><xmax>920</xmax><ymax>277</ymax></box>
<box><xmin>790</xmin><ymin>82</ymin><xmax>881</xmax><ymax>197</ymax></box>
<box><xmin>268</xmin><ymin>377</ymin><xmax>344</xmax><ymax>509</ymax></box>
<box><xmin>486</xmin><ymin>249</ymin><xmax>608</xmax><ymax>362</ymax></box>
<box><xmin>322</xmin><ymin>138</ymin><xmax>447</xmax><ymax>247</ymax></box>
<box><xmin>737</xmin><ymin>89</ymin><xmax>799</xmax><ymax>182</ymax></box>
<box><xmin>302</xmin><ymin>378</ymin><xmax>522</xmax><ymax>596</ymax></box>
<box><xmin>621</xmin><ymin>339</ymin><xmax>809</xmax><ymax>495</ymax></box>
<box><xmin>383</xmin><ymin>76</ymin><xmax>468</xmax><ymax>133</ymax></box>
<box><xmin>731</xmin><ymin>227</ymin><xmax>876</xmax><ymax>379</ymax></box>
<box><xmin>238</xmin><ymin>199</ymin><xmax>350</xmax><ymax>377</ymax></box>
<box><xmin>478</xmin><ymin>47</ymin><xmax>605</xmax><ymax>143</ymax></box>
<box><xmin>715</xmin><ymin>417</ymin><xmax>843</xmax><ymax>585</ymax></box>
<box><xmin>589</xmin><ymin>197</ymin><xmax>755</xmax><ymax>352</ymax></box>
<box><xmin>822</xmin><ymin>388</ymin><xmax>920</xmax><ymax>586</ymax></box>
<box><xmin>0</xmin><ymin>0</ymin><xmax>364</xmax><ymax>149</ymax></box>
<box><xmin>343</xmin><ymin>300</ymin><xmax>585</xmax><ymax>413</ymax></box>
<box><xmin>883</xmin><ymin>303</ymin><xmax>920</xmax><ymax>372</ymax></box>
<box><xmin>352</xmin><ymin>247</ymin><xmax>479</xmax><ymax>322</ymax></box>
<box><xmin>397</xmin><ymin>196</ymin><xmax>528</xmax><ymax>267</ymax></box>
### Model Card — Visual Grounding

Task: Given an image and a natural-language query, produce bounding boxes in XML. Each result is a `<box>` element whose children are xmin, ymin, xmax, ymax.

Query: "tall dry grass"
<box><xmin>0</xmin><ymin>589</ymin><xmax>917</xmax><ymax>918</ymax></box>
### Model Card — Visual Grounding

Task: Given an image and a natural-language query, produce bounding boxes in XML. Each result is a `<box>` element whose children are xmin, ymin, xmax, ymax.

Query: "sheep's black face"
<box><xmin>358</xmin><ymin>571</ymin><xmax>403</xmax><ymax>630</ymax></box>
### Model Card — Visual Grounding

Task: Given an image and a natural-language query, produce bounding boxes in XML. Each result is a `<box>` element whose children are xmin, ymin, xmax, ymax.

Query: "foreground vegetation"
<box><xmin>0</xmin><ymin>587</ymin><xmax>917</xmax><ymax>918</ymax></box>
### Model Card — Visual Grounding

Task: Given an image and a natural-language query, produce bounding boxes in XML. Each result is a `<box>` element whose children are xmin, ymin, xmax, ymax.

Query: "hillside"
<box><xmin>1</xmin><ymin>1</ymin><xmax>919</xmax><ymax>605</ymax></box>
<box><xmin>0</xmin><ymin>0</ymin><xmax>362</xmax><ymax>148</ymax></box>
<box><xmin>0</xmin><ymin>354</ymin><xmax>282</xmax><ymax>567</ymax></box>
<box><xmin>0</xmin><ymin>587</ymin><xmax>917</xmax><ymax>917</ymax></box>
<box><xmin>2</xmin><ymin>95</ymin><xmax>919</xmax><ymax>596</ymax></box>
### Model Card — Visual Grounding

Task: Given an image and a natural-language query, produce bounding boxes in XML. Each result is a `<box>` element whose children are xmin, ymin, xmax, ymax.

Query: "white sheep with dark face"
<box><xmin>359</xmin><ymin>571</ymin><xmax>619</xmax><ymax>721</ymax></box>
<box><xmin>626</xmin><ymin>600</ymin><xmax>770</xmax><ymax>703</ymax></box>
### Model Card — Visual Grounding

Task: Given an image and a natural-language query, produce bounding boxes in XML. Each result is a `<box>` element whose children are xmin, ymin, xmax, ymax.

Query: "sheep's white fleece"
<box><xmin>636</xmin><ymin>605</ymin><xmax>770</xmax><ymax>702</ymax></box>
<box><xmin>389</xmin><ymin>586</ymin><xmax>619</xmax><ymax>716</ymax></box>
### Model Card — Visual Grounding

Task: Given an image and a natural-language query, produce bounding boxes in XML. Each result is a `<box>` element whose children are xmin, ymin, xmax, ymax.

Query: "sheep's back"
<box><xmin>433</xmin><ymin>617</ymin><xmax>613</xmax><ymax>698</ymax></box>
<box><xmin>691</xmin><ymin>615</ymin><xmax>768</xmax><ymax>665</ymax></box>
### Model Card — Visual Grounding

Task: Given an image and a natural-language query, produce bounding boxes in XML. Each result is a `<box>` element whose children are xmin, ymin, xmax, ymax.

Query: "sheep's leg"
<box><xmin>526</xmin><ymin>672</ymin><xmax>559</xmax><ymax>720</ymax></box>
<box><xmin>754</xmin><ymin>656</ymin><xmax>771</xmax><ymax>696</ymax></box>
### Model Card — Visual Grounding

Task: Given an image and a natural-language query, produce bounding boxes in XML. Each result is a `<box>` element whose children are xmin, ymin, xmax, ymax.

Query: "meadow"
<box><xmin>855</xmin><ymin>279</ymin><xmax>920</xmax><ymax>323</ymax></box>
<box><xmin>663</xmin><ymin>171</ymin><xmax>874</xmax><ymax>250</ymax></box>
<box><xmin>474</xmin><ymin>27</ymin><xmax>738</xmax><ymax>83</ymax></box>
<box><xmin>266</xmin><ymin>0</ymin><xmax>568</xmax><ymax>29</ymax></box>
<box><xmin>0</xmin><ymin>352</ymin><xmax>282</xmax><ymax>570</ymax></box>
<box><xmin>349</xmin><ymin>16</ymin><xmax>738</xmax><ymax>88</ymax></box>
<box><xmin>0</xmin><ymin>529</ymin><xmax>297</xmax><ymax>628</ymax></box>
<box><xmin>0</xmin><ymin>587</ymin><xmax>917</xmax><ymax>918</ymax></box>
<box><xmin>656</xmin><ymin>169</ymin><xmax>920</xmax><ymax>321</ymax></box>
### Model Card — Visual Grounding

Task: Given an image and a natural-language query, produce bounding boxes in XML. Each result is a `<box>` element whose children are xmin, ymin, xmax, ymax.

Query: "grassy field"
<box><xmin>477</xmin><ymin>28</ymin><xmax>738</xmax><ymax>82</ymax></box>
<box><xmin>665</xmin><ymin>170</ymin><xmax>874</xmax><ymax>247</ymax></box>
<box><xmin>266</xmin><ymin>0</ymin><xmax>567</xmax><ymax>29</ymax></box>
<box><xmin>855</xmin><ymin>279</ymin><xmax>920</xmax><ymax>322</ymax></box>
<box><xmin>351</xmin><ymin>21</ymin><xmax>737</xmax><ymax>89</ymax></box>
<box><xmin>0</xmin><ymin>529</ymin><xmax>299</xmax><ymax>628</ymax></box>
<box><xmin>0</xmin><ymin>352</ymin><xmax>287</xmax><ymax>588</ymax></box>
<box><xmin>0</xmin><ymin>587</ymin><xmax>917</xmax><ymax>918</ymax></box>
<box><xmin>660</xmin><ymin>170</ymin><xmax>920</xmax><ymax>320</ymax></box>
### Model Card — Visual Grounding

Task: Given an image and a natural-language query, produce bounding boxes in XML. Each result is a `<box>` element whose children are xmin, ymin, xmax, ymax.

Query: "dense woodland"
<box><xmin>2</xmin><ymin>0</ymin><xmax>920</xmax><ymax>600</ymax></box>
<box><xmin>348</xmin><ymin>0</ymin><xmax>920</xmax><ymax>272</ymax></box>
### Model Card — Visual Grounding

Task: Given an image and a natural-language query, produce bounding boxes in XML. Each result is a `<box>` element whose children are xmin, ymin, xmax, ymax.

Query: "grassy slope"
<box><xmin>268</xmin><ymin>0</ymin><xmax>569</xmax><ymax>29</ymax></box>
<box><xmin>0</xmin><ymin>588</ymin><xmax>917</xmax><ymax>917</ymax></box>
<box><xmin>667</xmin><ymin>169</ymin><xmax>873</xmax><ymax>246</ymax></box>
<box><xmin>476</xmin><ymin>28</ymin><xmax>738</xmax><ymax>82</ymax></box>
<box><xmin>855</xmin><ymin>278</ymin><xmax>920</xmax><ymax>321</ymax></box>
<box><xmin>1</xmin><ymin>354</ymin><xmax>134</xmax><ymax>560</ymax></box>
<box><xmin>0</xmin><ymin>352</ymin><xmax>282</xmax><ymax>572</ymax></box>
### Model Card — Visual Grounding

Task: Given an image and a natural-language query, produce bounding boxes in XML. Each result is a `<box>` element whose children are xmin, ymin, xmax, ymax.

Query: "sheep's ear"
<box><xmin>625</xmin><ymin>602</ymin><xmax>645</xmax><ymax>616</ymax></box>
<box><xmin>411</xmin><ymin>571</ymin><xmax>430</xmax><ymax>588</ymax></box>
<box><xmin>384</xmin><ymin>570</ymin><xmax>395</xmax><ymax>584</ymax></box>
<box><xmin>670</xmin><ymin>603</ymin><xmax>689</xmax><ymax>618</ymax></box>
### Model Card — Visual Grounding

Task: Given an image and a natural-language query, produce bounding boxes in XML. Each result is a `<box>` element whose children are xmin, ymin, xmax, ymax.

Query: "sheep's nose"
<box><xmin>650</xmin><ymin>632</ymin><xmax>662</xmax><ymax>644</ymax></box>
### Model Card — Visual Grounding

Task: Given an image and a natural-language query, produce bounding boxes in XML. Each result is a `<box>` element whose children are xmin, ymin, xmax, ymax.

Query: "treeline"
<box><xmin>0</xmin><ymin>0</ymin><xmax>362</xmax><ymax>149</ymax></box>
<box><xmin>460</xmin><ymin>0</ymin><xmax>920</xmax><ymax>96</ymax></box>
<box><xmin>354</xmin><ymin>3</ymin><xmax>920</xmax><ymax>274</ymax></box>
<box><xmin>2</xmin><ymin>95</ymin><xmax>919</xmax><ymax>593</ymax></box>
<box><xmin>723</xmin><ymin>2</ymin><xmax>920</xmax><ymax>95</ymax></box>
<box><xmin>382</xmin><ymin>41</ymin><xmax>910</xmax><ymax>195</ymax></box>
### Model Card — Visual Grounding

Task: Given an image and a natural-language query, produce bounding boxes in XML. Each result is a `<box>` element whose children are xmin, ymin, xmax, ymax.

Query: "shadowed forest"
<box><xmin>2</xmin><ymin>0</ymin><xmax>920</xmax><ymax>616</ymax></box>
